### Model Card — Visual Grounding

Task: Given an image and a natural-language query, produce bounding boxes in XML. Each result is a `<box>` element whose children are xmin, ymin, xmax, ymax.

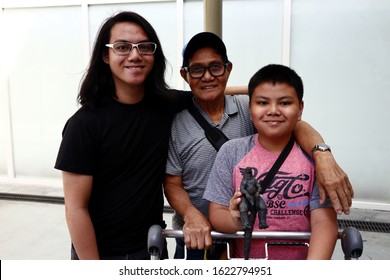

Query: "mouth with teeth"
<box><xmin>125</xmin><ymin>65</ymin><xmax>144</xmax><ymax>70</ymax></box>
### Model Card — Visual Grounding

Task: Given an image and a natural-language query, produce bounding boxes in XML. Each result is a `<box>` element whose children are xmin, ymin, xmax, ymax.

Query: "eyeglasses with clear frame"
<box><xmin>182</xmin><ymin>63</ymin><xmax>229</xmax><ymax>79</ymax></box>
<box><xmin>105</xmin><ymin>42</ymin><xmax>157</xmax><ymax>55</ymax></box>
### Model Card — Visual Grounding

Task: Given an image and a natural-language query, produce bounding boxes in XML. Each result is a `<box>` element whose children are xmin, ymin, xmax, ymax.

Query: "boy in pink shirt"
<box><xmin>204</xmin><ymin>64</ymin><xmax>338</xmax><ymax>259</ymax></box>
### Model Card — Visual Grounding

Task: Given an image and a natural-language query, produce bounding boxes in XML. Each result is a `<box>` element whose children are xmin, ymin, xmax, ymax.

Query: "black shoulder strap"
<box><xmin>188</xmin><ymin>103</ymin><xmax>229</xmax><ymax>151</ymax></box>
<box><xmin>260</xmin><ymin>134</ymin><xmax>295</xmax><ymax>189</ymax></box>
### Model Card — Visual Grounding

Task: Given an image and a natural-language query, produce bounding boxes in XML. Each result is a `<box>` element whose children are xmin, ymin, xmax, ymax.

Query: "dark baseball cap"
<box><xmin>182</xmin><ymin>32</ymin><xmax>229</xmax><ymax>67</ymax></box>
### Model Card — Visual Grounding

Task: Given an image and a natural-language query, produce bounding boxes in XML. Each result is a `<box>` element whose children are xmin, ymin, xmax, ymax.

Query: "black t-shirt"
<box><xmin>55</xmin><ymin>90</ymin><xmax>191</xmax><ymax>256</ymax></box>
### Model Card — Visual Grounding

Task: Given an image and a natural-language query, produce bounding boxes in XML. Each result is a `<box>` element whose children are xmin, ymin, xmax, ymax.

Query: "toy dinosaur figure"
<box><xmin>239</xmin><ymin>167</ymin><xmax>268</xmax><ymax>259</ymax></box>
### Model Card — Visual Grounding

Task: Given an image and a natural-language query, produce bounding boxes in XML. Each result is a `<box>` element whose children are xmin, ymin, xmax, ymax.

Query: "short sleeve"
<box><xmin>203</xmin><ymin>142</ymin><xmax>236</xmax><ymax>206</ymax></box>
<box><xmin>54</xmin><ymin>108</ymin><xmax>100</xmax><ymax>175</ymax></box>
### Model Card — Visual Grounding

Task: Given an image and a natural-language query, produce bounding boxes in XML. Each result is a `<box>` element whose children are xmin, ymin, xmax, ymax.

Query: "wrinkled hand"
<box><xmin>314</xmin><ymin>152</ymin><xmax>354</xmax><ymax>215</ymax></box>
<box><xmin>183</xmin><ymin>211</ymin><xmax>212</xmax><ymax>250</ymax></box>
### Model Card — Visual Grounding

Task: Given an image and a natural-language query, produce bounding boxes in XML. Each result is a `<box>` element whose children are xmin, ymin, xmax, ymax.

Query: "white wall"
<box><xmin>290</xmin><ymin>0</ymin><xmax>390</xmax><ymax>207</ymax></box>
<box><xmin>0</xmin><ymin>0</ymin><xmax>389</xmax><ymax>209</ymax></box>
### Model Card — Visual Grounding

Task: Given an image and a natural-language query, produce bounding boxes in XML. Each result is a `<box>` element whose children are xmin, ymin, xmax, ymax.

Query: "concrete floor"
<box><xmin>0</xmin><ymin>181</ymin><xmax>389</xmax><ymax>260</ymax></box>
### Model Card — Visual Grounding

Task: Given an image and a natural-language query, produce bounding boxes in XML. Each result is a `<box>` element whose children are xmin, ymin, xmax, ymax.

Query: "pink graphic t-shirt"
<box><xmin>204</xmin><ymin>134</ymin><xmax>331</xmax><ymax>260</ymax></box>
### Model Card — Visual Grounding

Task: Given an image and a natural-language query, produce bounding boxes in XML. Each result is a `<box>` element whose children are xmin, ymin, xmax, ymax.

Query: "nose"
<box><xmin>127</xmin><ymin>47</ymin><xmax>142</xmax><ymax>60</ymax></box>
<box><xmin>201</xmin><ymin>68</ymin><xmax>214</xmax><ymax>80</ymax></box>
<box><xmin>267</xmin><ymin>103</ymin><xmax>280</xmax><ymax>115</ymax></box>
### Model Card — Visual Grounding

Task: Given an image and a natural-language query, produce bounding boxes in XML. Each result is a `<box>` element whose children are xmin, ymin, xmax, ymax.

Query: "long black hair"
<box><xmin>78</xmin><ymin>11</ymin><xmax>169</xmax><ymax>107</ymax></box>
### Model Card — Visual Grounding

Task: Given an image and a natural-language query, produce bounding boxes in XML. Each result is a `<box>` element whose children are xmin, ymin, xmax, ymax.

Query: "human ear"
<box><xmin>225</xmin><ymin>62</ymin><xmax>233</xmax><ymax>78</ymax></box>
<box><xmin>103</xmin><ymin>52</ymin><xmax>109</xmax><ymax>64</ymax></box>
<box><xmin>298</xmin><ymin>101</ymin><xmax>304</xmax><ymax>120</ymax></box>
<box><xmin>180</xmin><ymin>69</ymin><xmax>189</xmax><ymax>83</ymax></box>
<box><xmin>226</xmin><ymin>62</ymin><xmax>233</xmax><ymax>72</ymax></box>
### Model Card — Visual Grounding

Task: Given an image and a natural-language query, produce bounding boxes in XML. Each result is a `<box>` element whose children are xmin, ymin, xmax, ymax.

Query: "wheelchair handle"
<box><xmin>341</xmin><ymin>227</ymin><xmax>363</xmax><ymax>260</ymax></box>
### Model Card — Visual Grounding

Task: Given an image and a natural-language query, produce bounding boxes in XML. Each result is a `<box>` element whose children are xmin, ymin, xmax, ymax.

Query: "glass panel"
<box><xmin>3</xmin><ymin>6</ymin><xmax>84</xmax><ymax>178</ymax></box>
<box><xmin>223</xmin><ymin>0</ymin><xmax>284</xmax><ymax>86</ymax></box>
<box><xmin>183</xmin><ymin>0</ymin><xmax>203</xmax><ymax>42</ymax></box>
<box><xmin>291</xmin><ymin>0</ymin><xmax>390</xmax><ymax>203</ymax></box>
<box><xmin>0</xmin><ymin>81</ymin><xmax>8</xmax><ymax>175</ymax></box>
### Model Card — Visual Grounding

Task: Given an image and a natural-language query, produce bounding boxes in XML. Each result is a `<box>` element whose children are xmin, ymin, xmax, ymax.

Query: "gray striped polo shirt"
<box><xmin>166</xmin><ymin>94</ymin><xmax>255</xmax><ymax>229</ymax></box>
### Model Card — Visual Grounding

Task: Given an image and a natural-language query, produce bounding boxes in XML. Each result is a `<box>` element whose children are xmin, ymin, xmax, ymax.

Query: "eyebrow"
<box><xmin>253</xmin><ymin>95</ymin><xmax>294</xmax><ymax>99</ymax></box>
<box><xmin>112</xmin><ymin>39</ymin><xmax>151</xmax><ymax>43</ymax></box>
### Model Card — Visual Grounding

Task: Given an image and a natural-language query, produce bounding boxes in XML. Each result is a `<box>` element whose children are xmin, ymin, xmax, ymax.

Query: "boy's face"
<box><xmin>250</xmin><ymin>82</ymin><xmax>303</xmax><ymax>141</ymax></box>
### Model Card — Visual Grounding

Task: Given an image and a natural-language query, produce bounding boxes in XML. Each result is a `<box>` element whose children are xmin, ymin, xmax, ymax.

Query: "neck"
<box><xmin>194</xmin><ymin>95</ymin><xmax>225</xmax><ymax>124</ymax></box>
<box><xmin>115</xmin><ymin>84</ymin><xmax>145</xmax><ymax>104</ymax></box>
<box><xmin>257</xmin><ymin>134</ymin><xmax>293</xmax><ymax>154</ymax></box>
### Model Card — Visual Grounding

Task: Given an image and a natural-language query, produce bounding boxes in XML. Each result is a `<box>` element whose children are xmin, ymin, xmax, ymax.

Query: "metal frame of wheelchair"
<box><xmin>147</xmin><ymin>225</ymin><xmax>363</xmax><ymax>260</ymax></box>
